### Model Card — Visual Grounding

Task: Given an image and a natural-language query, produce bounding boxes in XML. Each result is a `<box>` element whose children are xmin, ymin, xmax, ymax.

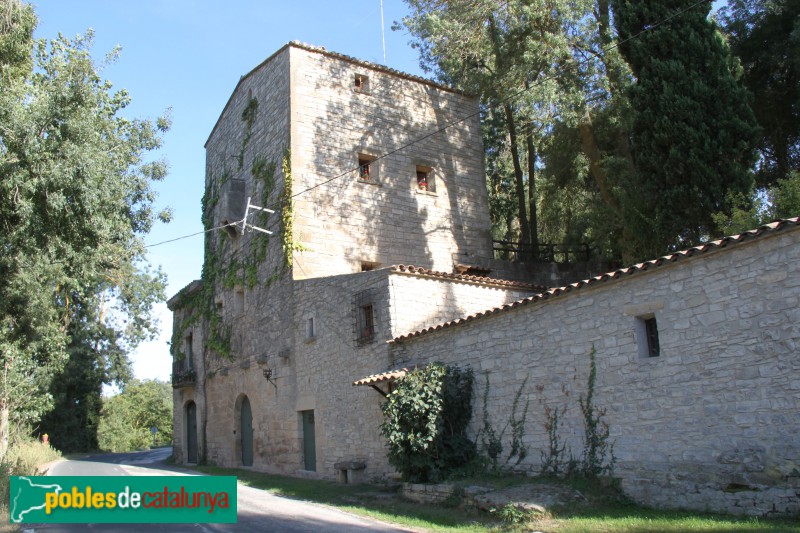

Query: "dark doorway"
<box><xmin>186</xmin><ymin>401</ymin><xmax>198</xmax><ymax>464</ymax></box>
<box><xmin>301</xmin><ymin>410</ymin><xmax>316</xmax><ymax>471</ymax></box>
<box><xmin>241</xmin><ymin>396</ymin><xmax>253</xmax><ymax>466</ymax></box>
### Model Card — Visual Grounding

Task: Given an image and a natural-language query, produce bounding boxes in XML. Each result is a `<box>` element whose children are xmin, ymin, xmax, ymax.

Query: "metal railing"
<box><xmin>493</xmin><ymin>240</ymin><xmax>592</xmax><ymax>264</ymax></box>
<box><xmin>172</xmin><ymin>361</ymin><xmax>196</xmax><ymax>388</ymax></box>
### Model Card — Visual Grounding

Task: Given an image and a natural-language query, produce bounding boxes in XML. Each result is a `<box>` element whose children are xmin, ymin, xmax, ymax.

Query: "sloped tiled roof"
<box><xmin>352</xmin><ymin>368</ymin><xmax>409</xmax><ymax>387</ymax></box>
<box><xmin>390</xmin><ymin>217</ymin><xmax>800</xmax><ymax>344</ymax></box>
<box><xmin>390</xmin><ymin>264</ymin><xmax>546</xmax><ymax>292</ymax></box>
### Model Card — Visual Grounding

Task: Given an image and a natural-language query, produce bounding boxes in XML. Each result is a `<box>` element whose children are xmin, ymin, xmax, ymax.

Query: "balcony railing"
<box><xmin>172</xmin><ymin>361</ymin><xmax>196</xmax><ymax>388</ymax></box>
<box><xmin>493</xmin><ymin>241</ymin><xmax>592</xmax><ymax>264</ymax></box>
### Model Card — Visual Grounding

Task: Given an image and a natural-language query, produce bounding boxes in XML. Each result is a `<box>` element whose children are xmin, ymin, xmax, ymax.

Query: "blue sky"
<box><xmin>32</xmin><ymin>1</ymin><xmax>426</xmax><ymax>383</ymax></box>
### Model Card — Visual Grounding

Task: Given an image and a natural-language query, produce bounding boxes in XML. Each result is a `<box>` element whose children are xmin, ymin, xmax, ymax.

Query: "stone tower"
<box><xmin>169</xmin><ymin>42</ymin><xmax>528</xmax><ymax>477</ymax></box>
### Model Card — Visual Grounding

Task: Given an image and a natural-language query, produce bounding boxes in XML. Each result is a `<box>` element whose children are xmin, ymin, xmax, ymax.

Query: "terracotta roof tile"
<box><xmin>390</xmin><ymin>217</ymin><xmax>800</xmax><ymax>344</ymax></box>
<box><xmin>352</xmin><ymin>368</ymin><xmax>409</xmax><ymax>386</ymax></box>
<box><xmin>390</xmin><ymin>264</ymin><xmax>546</xmax><ymax>292</ymax></box>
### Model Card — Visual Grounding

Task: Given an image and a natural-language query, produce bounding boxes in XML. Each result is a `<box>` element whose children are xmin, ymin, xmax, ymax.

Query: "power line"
<box><xmin>144</xmin><ymin>0</ymin><xmax>708</xmax><ymax>248</ymax></box>
<box><xmin>145</xmin><ymin>221</ymin><xmax>237</xmax><ymax>248</ymax></box>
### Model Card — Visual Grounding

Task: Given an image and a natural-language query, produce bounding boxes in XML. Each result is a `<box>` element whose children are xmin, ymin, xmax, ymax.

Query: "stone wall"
<box><xmin>387</xmin><ymin>271</ymin><xmax>534</xmax><ymax>337</ymax></box>
<box><xmin>389</xmin><ymin>227</ymin><xmax>800</xmax><ymax>516</ymax></box>
<box><xmin>289</xmin><ymin>45</ymin><xmax>493</xmax><ymax>278</ymax></box>
<box><xmin>290</xmin><ymin>267</ymin><xmax>536</xmax><ymax>481</ymax></box>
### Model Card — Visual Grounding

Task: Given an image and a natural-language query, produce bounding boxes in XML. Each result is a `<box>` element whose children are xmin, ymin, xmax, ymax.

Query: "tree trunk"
<box><xmin>578</xmin><ymin>110</ymin><xmax>618</xmax><ymax>212</ymax></box>
<box><xmin>487</xmin><ymin>14</ymin><xmax>531</xmax><ymax>260</ymax></box>
<box><xmin>505</xmin><ymin>104</ymin><xmax>532</xmax><ymax>256</ymax></box>
<box><xmin>526</xmin><ymin>127</ymin><xmax>539</xmax><ymax>251</ymax></box>
<box><xmin>0</xmin><ymin>398</ymin><xmax>8</xmax><ymax>462</ymax></box>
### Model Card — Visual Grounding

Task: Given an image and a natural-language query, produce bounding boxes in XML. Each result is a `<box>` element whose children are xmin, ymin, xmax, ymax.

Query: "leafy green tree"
<box><xmin>400</xmin><ymin>1</ymin><xmax>642</xmax><ymax>262</ymax></box>
<box><xmin>720</xmin><ymin>0</ymin><xmax>800</xmax><ymax>186</ymax></box>
<box><xmin>713</xmin><ymin>171</ymin><xmax>800</xmax><ymax>234</ymax></box>
<box><xmin>612</xmin><ymin>0</ymin><xmax>760</xmax><ymax>258</ymax></box>
<box><xmin>0</xmin><ymin>0</ymin><xmax>169</xmax><ymax>459</ymax></box>
<box><xmin>97</xmin><ymin>380</ymin><xmax>173</xmax><ymax>453</ymax></box>
<box><xmin>38</xmin><ymin>295</ymin><xmax>136</xmax><ymax>452</ymax></box>
<box><xmin>401</xmin><ymin>0</ymin><xmax>593</xmax><ymax>254</ymax></box>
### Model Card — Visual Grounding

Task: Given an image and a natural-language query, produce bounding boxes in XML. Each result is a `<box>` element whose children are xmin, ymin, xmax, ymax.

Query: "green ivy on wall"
<box><xmin>171</xmin><ymin>97</ymin><xmax>302</xmax><ymax>364</ymax></box>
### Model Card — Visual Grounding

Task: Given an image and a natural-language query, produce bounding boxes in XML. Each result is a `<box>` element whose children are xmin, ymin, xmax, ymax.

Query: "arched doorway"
<box><xmin>185</xmin><ymin>401</ymin><xmax>198</xmax><ymax>464</ymax></box>
<box><xmin>240</xmin><ymin>396</ymin><xmax>253</xmax><ymax>466</ymax></box>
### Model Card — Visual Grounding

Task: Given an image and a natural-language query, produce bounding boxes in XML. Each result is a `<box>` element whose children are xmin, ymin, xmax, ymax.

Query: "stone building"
<box><xmin>168</xmin><ymin>41</ymin><xmax>537</xmax><ymax>479</ymax></box>
<box><xmin>169</xmin><ymin>42</ymin><xmax>800</xmax><ymax>515</ymax></box>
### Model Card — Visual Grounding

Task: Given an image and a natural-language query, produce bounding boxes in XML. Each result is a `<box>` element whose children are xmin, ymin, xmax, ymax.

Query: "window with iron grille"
<box><xmin>354</xmin><ymin>289</ymin><xmax>377</xmax><ymax>345</ymax></box>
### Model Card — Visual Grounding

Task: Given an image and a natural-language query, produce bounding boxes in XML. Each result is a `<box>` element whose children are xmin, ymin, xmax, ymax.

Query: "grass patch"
<box><xmin>192</xmin><ymin>465</ymin><xmax>496</xmax><ymax>532</ymax></box>
<box><xmin>191</xmin><ymin>465</ymin><xmax>800</xmax><ymax>532</ymax></box>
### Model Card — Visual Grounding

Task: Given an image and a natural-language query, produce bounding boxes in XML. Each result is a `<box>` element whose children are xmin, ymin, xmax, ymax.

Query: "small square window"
<box><xmin>354</xmin><ymin>74</ymin><xmax>369</xmax><ymax>93</ymax></box>
<box><xmin>357</xmin><ymin>155</ymin><xmax>378</xmax><ymax>182</ymax></box>
<box><xmin>415</xmin><ymin>165</ymin><xmax>434</xmax><ymax>192</ymax></box>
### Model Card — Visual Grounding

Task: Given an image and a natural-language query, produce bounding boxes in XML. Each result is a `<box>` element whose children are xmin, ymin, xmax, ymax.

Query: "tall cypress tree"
<box><xmin>612</xmin><ymin>0</ymin><xmax>759</xmax><ymax>258</ymax></box>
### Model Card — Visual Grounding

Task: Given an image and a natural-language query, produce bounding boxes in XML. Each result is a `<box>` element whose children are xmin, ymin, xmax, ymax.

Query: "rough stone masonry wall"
<box><xmin>390</xmin><ymin>229</ymin><xmax>800</xmax><ymax>516</ymax></box>
<box><xmin>293</xmin><ymin>269</ymin><xmax>394</xmax><ymax>480</ymax></box>
<box><xmin>387</xmin><ymin>272</ymin><xmax>535</xmax><ymax>340</ymax></box>
<box><xmin>171</xmin><ymin>304</ymin><xmax>204</xmax><ymax>465</ymax></box>
<box><xmin>289</xmin><ymin>268</ymin><xmax>537</xmax><ymax>481</ymax></box>
<box><xmin>288</xmin><ymin>46</ymin><xmax>493</xmax><ymax>279</ymax></box>
<box><xmin>196</xmin><ymin>47</ymin><xmax>303</xmax><ymax>473</ymax></box>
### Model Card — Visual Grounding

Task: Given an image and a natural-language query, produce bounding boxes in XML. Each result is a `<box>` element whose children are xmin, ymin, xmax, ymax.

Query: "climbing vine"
<box><xmin>477</xmin><ymin>372</ymin><xmax>530</xmax><ymax>471</ymax></box>
<box><xmin>577</xmin><ymin>345</ymin><xmax>615</xmax><ymax>477</ymax></box>
<box><xmin>280</xmin><ymin>148</ymin><xmax>294</xmax><ymax>270</ymax></box>
<box><xmin>237</xmin><ymin>96</ymin><xmax>258</xmax><ymax>171</ymax></box>
<box><xmin>171</xmin><ymin>98</ymin><xmax>301</xmax><ymax>367</ymax></box>
<box><xmin>536</xmin><ymin>345</ymin><xmax>616</xmax><ymax>478</ymax></box>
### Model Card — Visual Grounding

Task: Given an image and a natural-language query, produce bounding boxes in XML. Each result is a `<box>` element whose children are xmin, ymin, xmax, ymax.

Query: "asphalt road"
<box><xmin>21</xmin><ymin>449</ymin><xmax>414</xmax><ymax>533</ymax></box>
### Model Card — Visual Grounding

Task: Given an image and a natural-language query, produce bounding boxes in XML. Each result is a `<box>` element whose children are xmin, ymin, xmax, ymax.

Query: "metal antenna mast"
<box><xmin>380</xmin><ymin>0</ymin><xmax>386</xmax><ymax>65</ymax></box>
<box><xmin>240</xmin><ymin>196</ymin><xmax>274</xmax><ymax>235</ymax></box>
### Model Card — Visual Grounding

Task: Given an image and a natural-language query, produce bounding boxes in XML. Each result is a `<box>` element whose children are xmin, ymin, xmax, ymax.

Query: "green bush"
<box><xmin>380</xmin><ymin>363</ymin><xmax>475</xmax><ymax>482</ymax></box>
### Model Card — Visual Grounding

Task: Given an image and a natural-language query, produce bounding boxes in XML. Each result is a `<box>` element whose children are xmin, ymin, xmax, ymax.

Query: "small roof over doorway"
<box><xmin>352</xmin><ymin>368</ymin><xmax>408</xmax><ymax>397</ymax></box>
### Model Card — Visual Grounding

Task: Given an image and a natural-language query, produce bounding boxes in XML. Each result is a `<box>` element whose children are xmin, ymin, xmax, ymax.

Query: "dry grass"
<box><xmin>1</xmin><ymin>436</ymin><xmax>62</xmax><ymax>531</ymax></box>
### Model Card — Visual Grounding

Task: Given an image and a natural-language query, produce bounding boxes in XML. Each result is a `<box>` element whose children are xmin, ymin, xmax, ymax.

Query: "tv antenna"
<box><xmin>380</xmin><ymin>0</ymin><xmax>386</xmax><ymax>65</ymax></box>
<box><xmin>240</xmin><ymin>196</ymin><xmax>274</xmax><ymax>234</ymax></box>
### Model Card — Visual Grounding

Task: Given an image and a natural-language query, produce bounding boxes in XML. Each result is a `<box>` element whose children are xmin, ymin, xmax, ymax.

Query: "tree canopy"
<box><xmin>97</xmin><ymin>380</ymin><xmax>173</xmax><ymax>453</ymax></box>
<box><xmin>720</xmin><ymin>0</ymin><xmax>800</xmax><ymax>187</ymax></box>
<box><xmin>0</xmin><ymin>0</ymin><xmax>169</xmax><ymax>457</ymax></box>
<box><xmin>399</xmin><ymin>0</ymin><xmax>773</xmax><ymax>263</ymax></box>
